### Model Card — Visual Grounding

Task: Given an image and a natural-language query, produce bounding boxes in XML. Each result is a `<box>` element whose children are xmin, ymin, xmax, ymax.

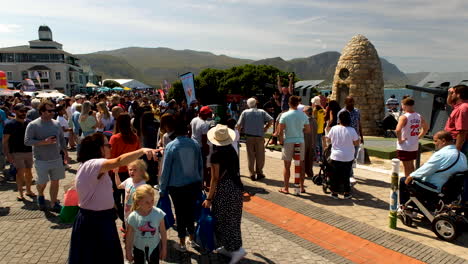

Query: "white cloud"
<box><xmin>0</xmin><ymin>24</ymin><xmax>22</xmax><ymax>33</ymax></box>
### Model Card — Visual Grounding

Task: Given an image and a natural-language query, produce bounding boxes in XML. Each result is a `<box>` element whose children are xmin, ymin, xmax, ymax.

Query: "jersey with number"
<box><xmin>397</xmin><ymin>112</ymin><xmax>421</xmax><ymax>151</ymax></box>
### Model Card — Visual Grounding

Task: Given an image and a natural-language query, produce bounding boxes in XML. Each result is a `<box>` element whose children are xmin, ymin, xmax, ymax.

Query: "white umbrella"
<box><xmin>35</xmin><ymin>92</ymin><xmax>67</xmax><ymax>98</ymax></box>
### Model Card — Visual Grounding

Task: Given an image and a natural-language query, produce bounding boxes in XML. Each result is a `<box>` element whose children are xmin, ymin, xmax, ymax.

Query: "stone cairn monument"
<box><xmin>331</xmin><ymin>34</ymin><xmax>384</xmax><ymax>135</ymax></box>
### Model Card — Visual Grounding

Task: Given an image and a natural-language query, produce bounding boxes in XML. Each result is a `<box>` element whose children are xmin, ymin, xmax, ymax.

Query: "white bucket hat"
<box><xmin>207</xmin><ymin>124</ymin><xmax>236</xmax><ymax>146</ymax></box>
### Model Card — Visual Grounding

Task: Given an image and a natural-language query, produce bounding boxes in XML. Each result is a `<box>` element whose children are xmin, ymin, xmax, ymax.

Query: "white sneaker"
<box><xmin>229</xmin><ymin>247</ymin><xmax>246</xmax><ymax>264</ymax></box>
<box><xmin>215</xmin><ymin>246</ymin><xmax>232</xmax><ymax>257</ymax></box>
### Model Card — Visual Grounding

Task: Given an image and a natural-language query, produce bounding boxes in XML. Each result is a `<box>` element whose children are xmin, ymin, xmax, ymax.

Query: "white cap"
<box><xmin>311</xmin><ymin>96</ymin><xmax>321</xmax><ymax>106</ymax></box>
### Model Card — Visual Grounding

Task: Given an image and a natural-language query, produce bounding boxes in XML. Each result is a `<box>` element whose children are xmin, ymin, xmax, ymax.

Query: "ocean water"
<box><xmin>319</xmin><ymin>88</ymin><xmax>414</xmax><ymax>106</ymax></box>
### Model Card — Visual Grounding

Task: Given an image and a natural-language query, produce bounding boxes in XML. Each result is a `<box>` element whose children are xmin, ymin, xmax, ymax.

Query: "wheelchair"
<box><xmin>399</xmin><ymin>171</ymin><xmax>468</xmax><ymax>241</ymax></box>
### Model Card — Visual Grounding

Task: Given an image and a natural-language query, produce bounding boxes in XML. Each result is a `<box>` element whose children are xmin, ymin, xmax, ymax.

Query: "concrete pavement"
<box><xmin>0</xmin><ymin>145</ymin><xmax>466</xmax><ymax>263</ymax></box>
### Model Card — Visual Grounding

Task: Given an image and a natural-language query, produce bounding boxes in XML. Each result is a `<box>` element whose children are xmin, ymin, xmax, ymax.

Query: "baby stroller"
<box><xmin>399</xmin><ymin>171</ymin><xmax>468</xmax><ymax>241</ymax></box>
<box><xmin>312</xmin><ymin>144</ymin><xmax>333</xmax><ymax>194</ymax></box>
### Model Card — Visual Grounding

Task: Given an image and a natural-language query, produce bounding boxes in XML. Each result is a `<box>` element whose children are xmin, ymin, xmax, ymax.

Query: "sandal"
<box><xmin>278</xmin><ymin>188</ymin><xmax>289</xmax><ymax>194</ymax></box>
<box><xmin>17</xmin><ymin>196</ymin><xmax>24</xmax><ymax>201</ymax></box>
<box><xmin>26</xmin><ymin>192</ymin><xmax>37</xmax><ymax>198</ymax></box>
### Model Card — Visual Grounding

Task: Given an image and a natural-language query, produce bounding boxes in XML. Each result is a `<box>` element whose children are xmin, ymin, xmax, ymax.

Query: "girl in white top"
<box><xmin>395</xmin><ymin>98</ymin><xmax>428</xmax><ymax>177</ymax></box>
<box><xmin>114</xmin><ymin>160</ymin><xmax>148</xmax><ymax>224</ymax></box>
<box><xmin>96</xmin><ymin>102</ymin><xmax>114</xmax><ymax>132</ymax></box>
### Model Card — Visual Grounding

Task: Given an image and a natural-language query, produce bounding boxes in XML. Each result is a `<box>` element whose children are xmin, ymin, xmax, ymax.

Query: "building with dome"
<box><xmin>0</xmin><ymin>26</ymin><xmax>90</xmax><ymax>95</ymax></box>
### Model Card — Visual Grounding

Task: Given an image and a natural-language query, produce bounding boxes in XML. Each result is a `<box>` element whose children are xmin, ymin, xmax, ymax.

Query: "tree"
<box><xmin>103</xmin><ymin>80</ymin><xmax>122</xmax><ymax>88</ymax></box>
<box><xmin>169</xmin><ymin>65</ymin><xmax>301</xmax><ymax>105</ymax></box>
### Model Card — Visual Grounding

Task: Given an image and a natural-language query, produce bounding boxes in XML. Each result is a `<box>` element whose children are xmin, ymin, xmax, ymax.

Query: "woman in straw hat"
<box><xmin>203</xmin><ymin>124</ymin><xmax>246</xmax><ymax>264</ymax></box>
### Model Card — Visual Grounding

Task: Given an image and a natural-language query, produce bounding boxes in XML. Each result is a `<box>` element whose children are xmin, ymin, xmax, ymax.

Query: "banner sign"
<box><xmin>180</xmin><ymin>72</ymin><xmax>196</xmax><ymax>103</ymax></box>
<box><xmin>0</xmin><ymin>71</ymin><xmax>7</xmax><ymax>89</ymax></box>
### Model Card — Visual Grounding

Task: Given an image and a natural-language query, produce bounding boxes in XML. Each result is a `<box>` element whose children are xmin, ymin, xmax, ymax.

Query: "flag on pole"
<box><xmin>180</xmin><ymin>72</ymin><xmax>196</xmax><ymax>103</ymax></box>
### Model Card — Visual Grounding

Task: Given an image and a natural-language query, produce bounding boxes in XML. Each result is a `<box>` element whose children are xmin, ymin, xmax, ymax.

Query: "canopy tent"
<box><xmin>112</xmin><ymin>87</ymin><xmax>124</xmax><ymax>91</ymax></box>
<box><xmin>123</xmin><ymin>86</ymin><xmax>132</xmax><ymax>91</ymax></box>
<box><xmin>0</xmin><ymin>89</ymin><xmax>20</xmax><ymax>96</ymax></box>
<box><xmin>85</xmin><ymin>82</ymin><xmax>98</xmax><ymax>88</ymax></box>
<box><xmin>97</xmin><ymin>87</ymin><xmax>111</xmax><ymax>92</ymax></box>
<box><xmin>102</xmin><ymin>79</ymin><xmax>152</xmax><ymax>89</ymax></box>
<box><xmin>36</xmin><ymin>92</ymin><xmax>67</xmax><ymax>98</ymax></box>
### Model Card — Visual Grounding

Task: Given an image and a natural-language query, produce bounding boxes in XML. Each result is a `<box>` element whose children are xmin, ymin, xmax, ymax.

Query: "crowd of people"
<box><xmin>0</xmin><ymin>82</ymin><xmax>467</xmax><ymax>263</ymax></box>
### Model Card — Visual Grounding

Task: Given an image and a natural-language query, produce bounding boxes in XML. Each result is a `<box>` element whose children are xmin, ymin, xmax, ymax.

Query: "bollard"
<box><xmin>389</xmin><ymin>158</ymin><xmax>400</xmax><ymax>229</ymax></box>
<box><xmin>293</xmin><ymin>143</ymin><xmax>301</xmax><ymax>195</ymax></box>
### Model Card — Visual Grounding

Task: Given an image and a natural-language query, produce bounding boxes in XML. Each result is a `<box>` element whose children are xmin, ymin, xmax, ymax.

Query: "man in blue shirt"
<box><xmin>274</xmin><ymin>96</ymin><xmax>310</xmax><ymax>194</ymax></box>
<box><xmin>399</xmin><ymin>131</ymin><xmax>468</xmax><ymax>208</ymax></box>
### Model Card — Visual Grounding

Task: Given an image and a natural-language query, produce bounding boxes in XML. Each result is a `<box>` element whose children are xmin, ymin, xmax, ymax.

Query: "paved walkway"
<box><xmin>0</xmin><ymin>145</ymin><xmax>466</xmax><ymax>264</ymax></box>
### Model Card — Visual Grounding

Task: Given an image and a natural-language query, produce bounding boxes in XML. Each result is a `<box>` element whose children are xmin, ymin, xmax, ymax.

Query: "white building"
<box><xmin>103</xmin><ymin>79</ymin><xmax>152</xmax><ymax>89</ymax></box>
<box><xmin>0</xmin><ymin>26</ymin><xmax>85</xmax><ymax>95</ymax></box>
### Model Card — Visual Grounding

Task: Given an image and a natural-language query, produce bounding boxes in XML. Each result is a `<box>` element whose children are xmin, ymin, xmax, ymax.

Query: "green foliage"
<box><xmin>102</xmin><ymin>80</ymin><xmax>122</xmax><ymax>88</ymax></box>
<box><xmin>167</xmin><ymin>81</ymin><xmax>185</xmax><ymax>103</ymax></box>
<box><xmin>180</xmin><ymin>65</ymin><xmax>298</xmax><ymax>105</ymax></box>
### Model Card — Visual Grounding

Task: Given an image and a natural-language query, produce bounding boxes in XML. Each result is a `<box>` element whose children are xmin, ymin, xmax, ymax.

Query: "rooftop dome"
<box><xmin>38</xmin><ymin>25</ymin><xmax>53</xmax><ymax>41</ymax></box>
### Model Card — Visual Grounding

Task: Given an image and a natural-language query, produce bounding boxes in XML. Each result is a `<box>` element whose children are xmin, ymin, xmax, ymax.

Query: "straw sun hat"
<box><xmin>207</xmin><ymin>124</ymin><xmax>236</xmax><ymax>146</ymax></box>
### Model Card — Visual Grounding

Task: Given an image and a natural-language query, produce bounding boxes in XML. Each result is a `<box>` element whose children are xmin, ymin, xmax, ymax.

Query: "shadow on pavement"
<box><xmin>397</xmin><ymin>217</ymin><xmax>468</xmax><ymax>246</ymax></box>
<box><xmin>241</xmin><ymin>174</ymin><xmax>390</xmax><ymax>210</ymax></box>
<box><xmin>0</xmin><ymin>207</ymin><xmax>10</xmax><ymax>216</ymax></box>
<box><xmin>0</xmin><ymin>181</ymin><xmax>17</xmax><ymax>192</ymax></box>
<box><xmin>355</xmin><ymin>177</ymin><xmax>390</xmax><ymax>188</ymax></box>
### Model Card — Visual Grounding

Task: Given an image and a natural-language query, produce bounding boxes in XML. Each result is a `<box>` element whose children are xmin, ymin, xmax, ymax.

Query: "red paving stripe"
<box><xmin>243</xmin><ymin>195</ymin><xmax>425</xmax><ymax>264</ymax></box>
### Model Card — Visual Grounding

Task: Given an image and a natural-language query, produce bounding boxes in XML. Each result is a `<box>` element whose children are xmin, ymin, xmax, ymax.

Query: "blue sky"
<box><xmin>1</xmin><ymin>0</ymin><xmax>468</xmax><ymax>73</ymax></box>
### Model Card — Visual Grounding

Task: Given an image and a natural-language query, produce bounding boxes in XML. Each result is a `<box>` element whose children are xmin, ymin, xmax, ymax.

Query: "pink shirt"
<box><xmin>445</xmin><ymin>100</ymin><xmax>468</xmax><ymax>140</ymax></box>
<box><xmin>75</xmin><ymin>158</ymin><xmax>114</xmax><ymax>211</ymax></box>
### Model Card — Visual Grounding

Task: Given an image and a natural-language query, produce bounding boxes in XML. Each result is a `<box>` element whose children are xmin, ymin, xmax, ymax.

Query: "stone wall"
<box><xmin>331</xmin><ymin>34</ymin><xmax>384</xmax><ymax>135</ymax></box>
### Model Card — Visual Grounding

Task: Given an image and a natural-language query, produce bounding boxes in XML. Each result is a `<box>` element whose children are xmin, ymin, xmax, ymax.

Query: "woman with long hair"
<box><xmin>96</xmin><ymin>102</ymin><xmax>114</xmax><ymax>132</ymax></box>
<box><xmin>79</xmin><ymin>101</ymin><xmax>97</xmax><ymax>137</ymax></box>
<box><xmin>69</xmin><ymin>133</ymin><xmax>160</xmax><ymax>264</ymax></box>
<box><xmin>159</xmin><ymin>115</ymin><xmax>203</xmax><ymax>252</ymax></box>
<box><xmin>140</xmin><ymin>111</ymin><xmax>160</xmax><ymax>186</ymax></box>
<box><xmin>109</xmin><ymin>113</ymin><xmax>141</xmax><ymax>230</ymax></box>
<box><xmin>324</xmin><ymin>100</ymin><xmax>341</xmax><ymax>149</ymax></box>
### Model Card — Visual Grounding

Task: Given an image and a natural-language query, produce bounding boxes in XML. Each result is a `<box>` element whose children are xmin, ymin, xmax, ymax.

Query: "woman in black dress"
<box><xmin>203</xmin><ymin>124</ymin><xmax>246</xmax><ymax>264</ymax></box>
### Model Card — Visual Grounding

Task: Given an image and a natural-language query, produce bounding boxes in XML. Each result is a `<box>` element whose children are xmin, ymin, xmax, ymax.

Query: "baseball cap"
<box><xmin>75</xmin><ymin>94</ymin><xmax>84</xmax><ymax>100</ymax></box>
<box><xmin>199</xmin><ymin>106</ymin><xmax>212</xmax><ymax>115</ymax></box>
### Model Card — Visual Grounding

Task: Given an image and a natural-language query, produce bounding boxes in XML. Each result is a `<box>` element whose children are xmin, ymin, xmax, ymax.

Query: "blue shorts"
<box><xmin>34</xmin><ymin>159</ymin><xmax>65</xmax><ymax>185</ymax></box>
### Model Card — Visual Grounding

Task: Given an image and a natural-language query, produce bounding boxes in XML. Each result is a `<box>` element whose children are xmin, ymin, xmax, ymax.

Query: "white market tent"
<box><xmin>103</xmin><ymin>79</ymin><xmax>152</xmax><ymax>89</ymax></box>
<box><xmin>85</xmin><ymin>82</ymin><xmax>98</xmax><ymax>88</ymax></box>
<box><xmin>35</xmin><ymin>90</ymin><xmax>67</xmax><ymax>98</ymax></box>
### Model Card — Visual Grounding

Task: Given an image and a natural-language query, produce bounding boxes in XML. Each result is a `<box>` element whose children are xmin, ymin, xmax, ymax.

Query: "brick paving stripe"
<box><xmin>243</xmin><ymin>194</ymin><xmax>424</xmax><ymax>264</ymax></box>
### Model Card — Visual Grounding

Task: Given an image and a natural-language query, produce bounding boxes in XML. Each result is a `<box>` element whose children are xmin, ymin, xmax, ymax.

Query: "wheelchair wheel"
<box><xmin>432</xmin><ymin>215</ymin><xmax>459</xmax><ymax>241</ymax></box>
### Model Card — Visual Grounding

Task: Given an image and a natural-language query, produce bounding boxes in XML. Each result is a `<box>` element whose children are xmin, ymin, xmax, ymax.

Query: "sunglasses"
<box><xmin>45</xmin><ymin>109</ymin><xmax>56</xmax><ymax>113</ymax></box>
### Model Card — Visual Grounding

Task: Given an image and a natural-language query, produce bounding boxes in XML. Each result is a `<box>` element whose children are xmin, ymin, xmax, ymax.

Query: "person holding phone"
<box><xmin>25</xmin><ymin>102</ymin><xmax>68</xmax><ymax>212</ymax></box>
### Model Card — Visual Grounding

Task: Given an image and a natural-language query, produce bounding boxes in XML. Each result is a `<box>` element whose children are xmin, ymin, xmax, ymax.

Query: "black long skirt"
<box><xmin>68</xmin><ymin>208</ymin><xmax>123</xmax><ymax>264</ymax></box>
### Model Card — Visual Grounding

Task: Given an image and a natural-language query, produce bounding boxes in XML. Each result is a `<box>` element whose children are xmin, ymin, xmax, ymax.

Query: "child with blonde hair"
<box><xmin>126</xmin><ymin>185</ymin><xmax>167</xmax><ymax>263</ymax></box>
<box><xmin>115</xmin><ymin>159</ymin><xmax>149</xmax><ymax>226</ymax></box>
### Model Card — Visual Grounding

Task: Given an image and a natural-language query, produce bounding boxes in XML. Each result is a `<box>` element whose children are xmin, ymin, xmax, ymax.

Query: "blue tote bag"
<box><xmin>195</xmin><ymin>207</ymin><xmax>216</xmax><ymax>252</ymax></box>
<box><xmin>156</xmin><ymin>195</ymin><xmax>175</xmax><ymax>230</ymax></box>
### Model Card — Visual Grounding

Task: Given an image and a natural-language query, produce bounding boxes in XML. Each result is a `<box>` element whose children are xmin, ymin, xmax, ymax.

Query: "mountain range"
<box><xmin>77</xmin><ymin>47</ymin><xmax>409</xmax><ymax>86</ymax></box>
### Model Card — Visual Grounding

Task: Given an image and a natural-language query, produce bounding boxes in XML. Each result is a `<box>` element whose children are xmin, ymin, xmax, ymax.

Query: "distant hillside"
<box><xmin>78</xmin><ymin>47</ymin><xmax>408</xmax><ymax>86</ymax></box>
<box><xmin>253</xmin><ymin>51</ymin><xmax>409</xmax><ymax>84</ymax></box>
<box><xmin>78</xmin><ymin>47</ymin><xmax>252</xmax><ymax>86</ymax></box>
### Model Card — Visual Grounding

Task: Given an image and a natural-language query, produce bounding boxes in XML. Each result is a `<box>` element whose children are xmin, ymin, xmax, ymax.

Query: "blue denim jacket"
<box><xmin>71</xmin><ymin>111</ymin><xmax>81</xmax><ymax>134</ymax></box>
<box><xmin>159</xmin><ymin>136</ymin><xmax>203</xmax><ymax>195</ymax></box>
